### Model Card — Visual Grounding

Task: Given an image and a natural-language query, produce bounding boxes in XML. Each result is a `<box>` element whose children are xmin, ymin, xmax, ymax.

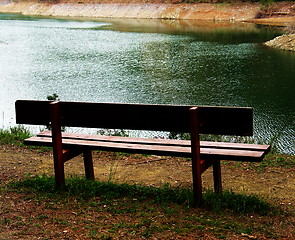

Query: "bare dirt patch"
<box><xmin>0</xmin><ymin>145</ymin><xmax>294</xmax><ymax>239</ymax></box>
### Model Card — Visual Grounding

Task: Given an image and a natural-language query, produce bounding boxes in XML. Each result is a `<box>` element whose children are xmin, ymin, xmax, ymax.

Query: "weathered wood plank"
<box><xmin>24</xmin><ymin>136</ymin><xmax>266</xmax><ymax>162</ymax></box>
<box><xmin>37</xmin><ymin>130</ymin><xmax>270</xmax><ymax>153</ymax></box>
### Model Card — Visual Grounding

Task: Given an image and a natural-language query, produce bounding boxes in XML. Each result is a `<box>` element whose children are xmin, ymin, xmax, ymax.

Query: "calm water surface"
<box><xmin>0</xmin><ymin>14</ymin><xmax>294</xmax><ymax>153</ymax></box>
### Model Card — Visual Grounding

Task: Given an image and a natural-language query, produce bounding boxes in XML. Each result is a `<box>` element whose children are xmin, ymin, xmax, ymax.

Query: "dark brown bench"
<box><xmin>15</xmin><ymin>100</ymin><xmax>270</xmax><ymax>205</ymax></box>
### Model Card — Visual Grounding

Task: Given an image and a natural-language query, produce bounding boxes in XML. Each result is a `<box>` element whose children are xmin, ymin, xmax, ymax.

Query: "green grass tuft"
<box><xmin>203</xmin><ymin>189</ymin><xmax>273</xmax><ymax>215</ymax></box>
<box><xmin>0</xmin><ymin>126</ymin><xmax>31</xmax><ymax>146</ymax></box>
<box><xmin>12</xmin><ymin>175</ymin><xmax>193</xmax><ymax>205</ymax></box>
<box><xmin>10</xmin><ymin>175</ymin><xmax>274</xmax><ymax>215</ymax></box>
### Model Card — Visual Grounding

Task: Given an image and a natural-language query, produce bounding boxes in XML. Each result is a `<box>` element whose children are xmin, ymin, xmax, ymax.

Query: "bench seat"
<box><xmin>25</xmin><ymin>130</ymin><xmax>270</xmax><ymax>162</ymax></box>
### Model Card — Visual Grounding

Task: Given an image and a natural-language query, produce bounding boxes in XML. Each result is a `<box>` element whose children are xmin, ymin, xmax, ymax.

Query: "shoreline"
<box><xmin>0</xmin><ymin>1</ymin><xmax>294</xmax><ymax>24</ymax></box>
<box><xmin>1</xmin><ymin>1</ymin><xmax>294</xmax><ymax>51</ymax></box>
<box><xmin>0</xmin><ymin>2</ymin><xmax>259</xmax><ymax>21</ymax></box>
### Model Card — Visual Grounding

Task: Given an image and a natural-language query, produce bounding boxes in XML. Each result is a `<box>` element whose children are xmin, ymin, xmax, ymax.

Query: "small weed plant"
<box><xmin>46</xmin><ymin>93</ymin><xmax>59</xmax><ymax>101</ymax></box>
<box><xmin>0</xmin><ymin>126</ymin><xmax>31</xmax><ymax>146</ymax></box>
<box><xmin>97</xmin><ymin>128</ymin><xmax>129</xmax><ymax>137</ymax></box>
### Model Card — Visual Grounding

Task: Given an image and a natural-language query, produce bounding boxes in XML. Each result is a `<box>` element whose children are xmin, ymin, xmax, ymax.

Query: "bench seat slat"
<box><xmin>37</xmin><ymin>131</ymin><xmax>271</xmax><ymax>153</ymax></box>
<box><xmin>25</xmin><ymin>136</ymin><xmax>266</xmax><ymax>162</ymax></box>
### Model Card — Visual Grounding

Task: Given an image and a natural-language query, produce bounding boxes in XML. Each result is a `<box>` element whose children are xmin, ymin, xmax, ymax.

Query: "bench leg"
<box><xmin>83</xmin><ymin>150</ymin><xmax>95</xmax><ymax>180</ymax></box>
<box><xmin>213</xmin><ymin>160</ymin><xmax>222</xmax><ymax>194</ymax></box>
<box><xmin>189</xmin><ymin>107</ymin><xmax>203</xmax><ymax>206</ymax></box>
<box><xmin>53</xmin><ymin>148</ymin><xmax>65</xmax><ymax>188</ymax></box>
<box><xmin>192</xmin><ymin>162</ymin><xmax>203</xmax><ymax>206</ymax></box>
<box><xmin>50</xmin><ymin>101</ymin><xmax>65</xmax><ymax>188</ymax></box>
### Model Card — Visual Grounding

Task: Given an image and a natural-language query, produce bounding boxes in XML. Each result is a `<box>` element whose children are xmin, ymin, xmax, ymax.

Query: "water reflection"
<box><xmin>97</xmin><ymin>18</ymin><xmax>284</xmax><ymax>43</ymax></box>
<box><xmin>0</xmin><ymin>14</ymin><xmax>294</xmax><ymax>153</ymax></box>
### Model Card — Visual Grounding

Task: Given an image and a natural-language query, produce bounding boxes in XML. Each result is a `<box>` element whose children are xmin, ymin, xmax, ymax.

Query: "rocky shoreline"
<box><xmin>0</xmin><ymin>1</ymin><xmax>261</xmax><ymax>21</ymax></box>
<box><xmin>264</xmin><ymin>33</ymin><xmax>295</xmax><ymax>51</ymax></box>
<box><xmin>0</xmin><ymin>0</ymin><xmax>294</xmax><ymax>51</ymax></box>
<box><xmin>1</xmin><ymin>0</ymin><xmax>295</xmax><ymax>22</ymax></box>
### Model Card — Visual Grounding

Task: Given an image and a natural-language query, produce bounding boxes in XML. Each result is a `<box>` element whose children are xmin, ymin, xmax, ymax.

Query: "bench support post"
<box><xmin>50</xmin><ymin>101</ymin><xmax>65</xmax><ymax>188</ymax></box>
<box><xmin>213</xmin><ymin>160</ymin><xmax>222</xmax><ymax>193</ymax></box>
<box><xmin>189</xmin><ymin>107</ymin><xmax>203</xmax><ymax>206</ymax></box>
<box><xmin>83</xmin><ymin>150</ymin><xmax>95</xmax><ymax>180</ymax></box>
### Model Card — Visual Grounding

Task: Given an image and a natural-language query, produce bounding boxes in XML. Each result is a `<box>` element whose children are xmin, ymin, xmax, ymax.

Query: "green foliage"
<box><xmin>97</xmin><ymin>129</ymin><xmax>129</xmax><ymax>137</ymax></box>
<box><xmin>168</xmin><ymin>132</ymin><xmax>191</xmax><ymax>140</ymax></box>
<box><xmin>45</xmin><ymin>93</ymin><xmax>66</xmax><ymax>131</ymax></box>
<box><xmin>46</xmin><ymin>93</ymin><xmax>59</xmax><ymax>101</ymax></box>
<box><xmin>168</xmin><ymin>132</ymin><xmax>258</xmax><ymax>144</ymax></box>
<box><xmin>10</xmin><ymin>175</ymin><xmax>275</xmax><ymax>215</ymax></box>
<box><xmin>0</xmin><ymin>126</ymin><xmax>31</xmax><ymax>146</ymax></box>
<box><xmin>39</xmin><ymin>0</ymin><xmax>60</xmax><ymax>4</ymax></box>
<box><xmin>259</xmin><ymin>0</ymin><xmax>274</xmax><ymax>6</ymax></box>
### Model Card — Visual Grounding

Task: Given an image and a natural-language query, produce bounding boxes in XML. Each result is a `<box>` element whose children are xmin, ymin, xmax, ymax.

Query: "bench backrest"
<box><xmin>15</xmin><ymin>100</ymin><xmax>253</xmax><ymax>136</ymax></box>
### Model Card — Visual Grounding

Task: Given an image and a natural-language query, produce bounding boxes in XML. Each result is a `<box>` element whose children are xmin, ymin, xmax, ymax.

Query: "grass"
<box><xmin>3</xmin><ymin>175</ymin><xmax>283</xmax><ymax>239</ymax></box>
<box><xmin>1</xmin><ymin>126</ymin><xmax>294</xmax><ymax>239</ymax></box>
<box><xmin>223</xmin><ymin>153</ymin><xmax>295</xmax><ymax>172</ymax></box>
<box><xmin>0</xmin><ymin>126</ymin><xmax>31</xmax><ymax>146</ymax></box>
<box><xmin>203</xmin><ymin>189</ymin><xmax>272</xmax><ymax>215</ymax></box>
<box><xmin>10</xmin><ymin>174</ymin><xmax>274</xmax><ymax>215</ymax></box>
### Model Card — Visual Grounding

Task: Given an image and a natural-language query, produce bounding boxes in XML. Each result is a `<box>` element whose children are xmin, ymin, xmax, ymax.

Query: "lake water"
<box><xmin>0</xmin><ymin>14</ymin><xmax>294</xmax><ymax>154</ymax></box>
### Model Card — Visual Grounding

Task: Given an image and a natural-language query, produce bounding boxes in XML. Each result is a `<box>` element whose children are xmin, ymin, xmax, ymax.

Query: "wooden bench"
<box><xmin>15</xmin><ymin>100</ymin><xmax>270</xmax><ymax>205</ymax></box>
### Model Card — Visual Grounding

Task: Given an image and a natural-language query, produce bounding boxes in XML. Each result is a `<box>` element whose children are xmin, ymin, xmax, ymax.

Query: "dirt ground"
<box><xmin>1</xmin><ymin>145</ymin><xmax>294</xmax><ymax>206</ymax></box>
<box><xmin>0</xmin><ymin>145</ymin><xmax>294</xmax><ymax>239</ymax></box>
